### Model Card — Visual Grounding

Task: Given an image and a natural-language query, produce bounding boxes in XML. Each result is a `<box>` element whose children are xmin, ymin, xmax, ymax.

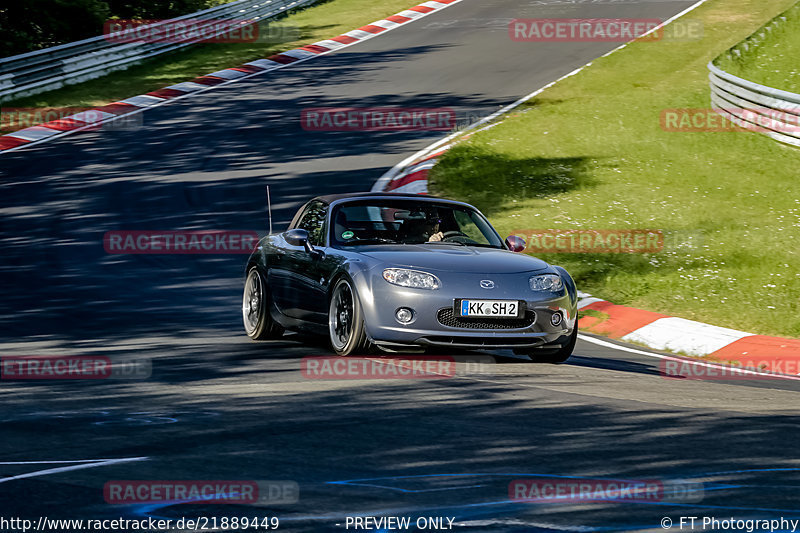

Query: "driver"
<box><xmin>423</xmin><ymin>215</ymin><xmax>444</xmax><ymax>242</ymax></box>
<box><xmin>400</xmin><ymin>211</ymin><xmax>445</xmax><ymax>243</ymax></box>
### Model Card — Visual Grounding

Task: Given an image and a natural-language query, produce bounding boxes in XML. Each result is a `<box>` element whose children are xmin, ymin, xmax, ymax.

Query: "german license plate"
<box><xmin>457</xmin><ymin>299</ymin><xmax>521</xmax><ymax>318</ymax></box>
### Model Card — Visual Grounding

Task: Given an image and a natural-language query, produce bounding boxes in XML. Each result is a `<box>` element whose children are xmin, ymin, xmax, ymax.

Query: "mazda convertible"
<box><xmin>242</xmin><ymin>193</ymin><xmax>578</xmax><ymax>362</ymax></box>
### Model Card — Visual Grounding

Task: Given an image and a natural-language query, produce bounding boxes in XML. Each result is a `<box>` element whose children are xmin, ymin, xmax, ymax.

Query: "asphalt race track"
<box><xmin>2</xmin><ymin>0</ymin><xmax>800</xmax><ymax>531</ymax></box>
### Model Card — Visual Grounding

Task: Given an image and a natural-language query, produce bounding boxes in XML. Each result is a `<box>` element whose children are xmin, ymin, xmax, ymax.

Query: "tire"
<box><xmin>328</xmin><ymin>277</ymin><xmax>369</xmax><ymax>356</ymax></box>
<box><xmin>242</xmin><ymin>267</ymin><xmax>284</xmax><ymax>340</ymax></box>
<box><xmin>517</xmin><ymin>318</ymin><xmax>578</xmax><ymax>363</ymax></box>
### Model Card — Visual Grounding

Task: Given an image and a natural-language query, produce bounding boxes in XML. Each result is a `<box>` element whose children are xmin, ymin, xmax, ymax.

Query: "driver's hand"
<box><xmin>428</xmin><ymin>232</ymin><xmax>444</xmax><ymax>242</ymax></box>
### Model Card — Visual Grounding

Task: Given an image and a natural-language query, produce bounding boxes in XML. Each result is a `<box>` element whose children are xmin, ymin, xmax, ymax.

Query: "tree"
<box><xmin>0</xmin><ymin>0</ymin><xmax>110</xmax><ymax>57</ymax></box>
<box><xmin>0</xmin><ymin>0</ymin><xmax>219</xmax><ymax>58</ymax></box>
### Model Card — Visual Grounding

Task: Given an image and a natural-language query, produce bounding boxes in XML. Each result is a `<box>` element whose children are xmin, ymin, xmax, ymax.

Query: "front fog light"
<box><xmin>396</xmin><ymin>307</ymin><xmax>414</xmax><ymax>324</ymax></box>
<box><xmin>551</xmin><ymin>312</ymin><xmax>563</xmax><ymax>326</ymax></box>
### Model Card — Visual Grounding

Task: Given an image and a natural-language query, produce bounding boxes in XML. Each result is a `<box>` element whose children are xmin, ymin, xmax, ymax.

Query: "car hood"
<box><xmin>356</xmin><ymin>245</ymin><xmax>550</xmax><ymax>274</ymax></box>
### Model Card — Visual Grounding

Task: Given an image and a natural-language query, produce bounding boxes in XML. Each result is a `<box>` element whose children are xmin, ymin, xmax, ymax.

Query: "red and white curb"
<box><xmin>577</xmin><ymin>292</ymin><xmax>800</xmax><ymax>375</ymax></box>
<box><xmin>0</xmin><ymin>0</ymin><xmax>463</xmax><ymax>155</ymax></box>
<box><xmin>375</xmin><ymin>148</ymin><xmax>447</xmax><ymax>194</ymax></box>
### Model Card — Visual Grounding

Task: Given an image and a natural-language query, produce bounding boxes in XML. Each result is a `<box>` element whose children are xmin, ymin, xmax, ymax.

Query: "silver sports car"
<box><xmin>242</xmin><ymin>193</ymin><xmax>578</xmax><ymax>362</ymax></box>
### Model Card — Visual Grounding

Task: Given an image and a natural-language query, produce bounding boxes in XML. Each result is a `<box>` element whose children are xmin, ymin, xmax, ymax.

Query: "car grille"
<box><xmin>436</xmin><ymin>308</ymin><xmax>535</xmax><ymax>330</ymax></box>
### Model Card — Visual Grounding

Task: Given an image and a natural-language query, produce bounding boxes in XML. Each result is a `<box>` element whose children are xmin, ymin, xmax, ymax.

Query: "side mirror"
<box><xmin>285</xmin><ymin>228</ymin><xmax>324</xmax><ymax>258</ymax></box>
<box><xmin>505</xmin><ymin>234</ymin><xmax>526</xmax><ymax>253</ymax></box>
<box><xmin>285</xmin><ymin>228</ymin><xmax>312</xmax><ymax>251</ymax></box>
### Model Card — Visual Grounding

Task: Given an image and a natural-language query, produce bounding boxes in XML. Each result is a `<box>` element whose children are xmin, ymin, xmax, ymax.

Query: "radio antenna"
<box><xmin>266</xmin><ymin>186</ymin><xmax>273</xmax><ymax>236</ymax></box>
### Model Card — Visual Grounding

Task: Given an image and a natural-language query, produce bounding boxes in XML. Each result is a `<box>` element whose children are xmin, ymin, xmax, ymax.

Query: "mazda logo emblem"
<box><xmin>480</xmin><ymin>280</ymin><xmax>495</xmax><ymax>289</ymax></box>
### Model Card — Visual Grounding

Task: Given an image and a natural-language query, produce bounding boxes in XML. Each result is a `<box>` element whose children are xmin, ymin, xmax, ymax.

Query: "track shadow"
<box><xmin>0</xmin><ymin>44</ymin><xmax>515</xmax><ymax>342</ymax></box>
<box><xmin>567</xmin><ymin>355</ymin><xmax>663</xmax><ymax>377</ymax></box>
<box><xmin>1</xmin><ymin>365</ymin><xmax>799</xmax><ymax>531</ymax></box>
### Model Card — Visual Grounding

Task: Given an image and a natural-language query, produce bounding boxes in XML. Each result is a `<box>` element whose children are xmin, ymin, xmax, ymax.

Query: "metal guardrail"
<box><xmin>708</xmin><ymin>12</ymin><xmax>800</xmax><ymax>148</ymax></box>
<box><xmin>0</xmin><ymin>0</ymin><xmax>316</xmax><ymax>102</ymax></box>
<box><xmin>708</xmin><ymin>63</ymin><xmax>800</xmax><ymax>148</ymax></box>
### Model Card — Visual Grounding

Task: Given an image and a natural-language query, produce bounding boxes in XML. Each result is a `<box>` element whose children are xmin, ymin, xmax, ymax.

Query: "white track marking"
<box><xmin>368</xmin><ymin>19</ymin><xmax>401</xmax><ymax>30</ymax></box>
<box><xmin>396</xmin><ymin>10</ymin><xmax>428</xmax><ymax>20</ymax></box>
<box><xmin>0</xmin><ymin>457</ymin><xmax>148</xmax><ymax>484</ymax></box>
<box><xmin>245</xmin><ymin>59</ymin><xmax>282</xmax><ymax>69</ymax></box>
<box><xmin>276</xmin><ymin>49</ymin><xmax>318</xmax><ymax>60</ymax></box>
<box><xmin>4</xmin><ymin>127</ymin><xmax>62</xmax><ymax>142</ymax></box>
<box><xmin>205</xmin><ymin>69</ymin><xmax>249</xmax><ymax>80</ymax></box>
<box><xmin>312</xmin><ymin>40</ymin><xmax>349</xmax><ymax>50</ymax></box>
<box><xmin>165</xmin><ymin>81</ymin><xmax>208</xmax><ymax>92</ymax></box>
<box><xmin>69</xmin><ymin>110</ymin><xmax>115</xmax><ymax>122</ymax></box>
<box><xmin>621</xmin><ymin>317</ymin><xmax>753</xmax><ymax>356</ymax></box>
<box><xmin>343</xmin><ymin>29</ymin><xmax>375</xmax><ymax>40</ymax></box>
<box><xmin>0</xmin><ymin>459</ymin><xmax>128</xmax><ymax>464</ymax></box>
<box><xmin>578</xmin><ymin>334</ymin><xmax>800</xmax><ymax>382</ymax></box>
<box><xmin>119</xmin><ymin>95</ymin><xmax>165</xmax><ymax>106</ymax></box>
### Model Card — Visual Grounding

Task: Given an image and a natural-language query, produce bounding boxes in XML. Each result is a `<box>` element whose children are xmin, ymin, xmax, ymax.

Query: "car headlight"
<box><xmin>383</xmin><ymin>268</ymin><xmax>441</xmax><ymax>290</ymax></box>
<box><xmin>529</xmin><ymin>274</ymin><xmax>563</xmax><ymax>292</ymax></box>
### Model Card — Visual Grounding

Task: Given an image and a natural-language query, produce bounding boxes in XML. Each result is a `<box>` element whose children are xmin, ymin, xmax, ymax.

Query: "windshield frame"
<box><xmin>327</xmin><ymin>198</ymin><xmax>505</xmax><ymax>250</ymax></box>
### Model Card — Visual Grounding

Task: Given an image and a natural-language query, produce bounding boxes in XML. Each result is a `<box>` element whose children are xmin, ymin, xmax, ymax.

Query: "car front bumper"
<box><xmin>357</xmin><ymin>270</ymin><xmax>577</xmax><ymax>350</ymax></box>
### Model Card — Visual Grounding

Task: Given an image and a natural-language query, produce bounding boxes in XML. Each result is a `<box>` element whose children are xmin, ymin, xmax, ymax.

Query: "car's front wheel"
<box><xmin>243</xmin><ymin>267</ymin><xmax>284</xmax><ymax>340</ymax></box>
<box><xmin>328</xmin><ymin>278</ymin><xmax>368</xmax><ymax>355</ymax></box>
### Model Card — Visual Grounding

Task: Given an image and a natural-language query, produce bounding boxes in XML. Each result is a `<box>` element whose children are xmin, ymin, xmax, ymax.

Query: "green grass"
<box><xmin>714</xmin><ymin>2</ymin><xmax>800</xmax><ymax>93</ymax></box>
<box><xmin>4</xmin><ymin>0</ymin><xmax>417</xmax><ymax>108</ymax></box>
<box><xmin>429</xmin><ymin>0</ymin><xmax>800</xmax><ymax>339</ymax></box>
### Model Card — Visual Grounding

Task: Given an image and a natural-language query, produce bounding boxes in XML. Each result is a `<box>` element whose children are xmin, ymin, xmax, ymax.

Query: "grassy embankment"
<box><xmin>715</xmin><ymin>2</ymin><xmax>800</xmax><ymax>93</ymax></box>
<box><xmin>429</xmin><ymin>0</ymin><xmax>800</xmax><ymax>338</ymax></box>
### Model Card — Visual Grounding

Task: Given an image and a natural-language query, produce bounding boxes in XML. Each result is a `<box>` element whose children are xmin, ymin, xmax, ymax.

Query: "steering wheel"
<box><xmin>440</xmin><ymin>230</ymin><xmax>469</xmax><ymax>241</ymax></box>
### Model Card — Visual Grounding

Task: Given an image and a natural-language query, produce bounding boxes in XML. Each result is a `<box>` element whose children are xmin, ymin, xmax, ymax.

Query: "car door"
<box><xmin>269</xmin><ymin>201</ymin><xmax>331</xmax><ymax>323</ymax></box>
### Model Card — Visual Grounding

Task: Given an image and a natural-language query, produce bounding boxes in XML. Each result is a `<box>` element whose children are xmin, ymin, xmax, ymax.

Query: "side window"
<box><xmin>297</xmin><ymin>201</ymin><xmax>328</xmax><ymax>246</ymax></box>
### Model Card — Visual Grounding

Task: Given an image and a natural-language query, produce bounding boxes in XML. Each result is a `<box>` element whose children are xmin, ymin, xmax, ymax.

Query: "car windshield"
<box><xmin>330</xmin><ymin>199</ymin><xmax>504</xmax><ymax>248</ymax></box>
